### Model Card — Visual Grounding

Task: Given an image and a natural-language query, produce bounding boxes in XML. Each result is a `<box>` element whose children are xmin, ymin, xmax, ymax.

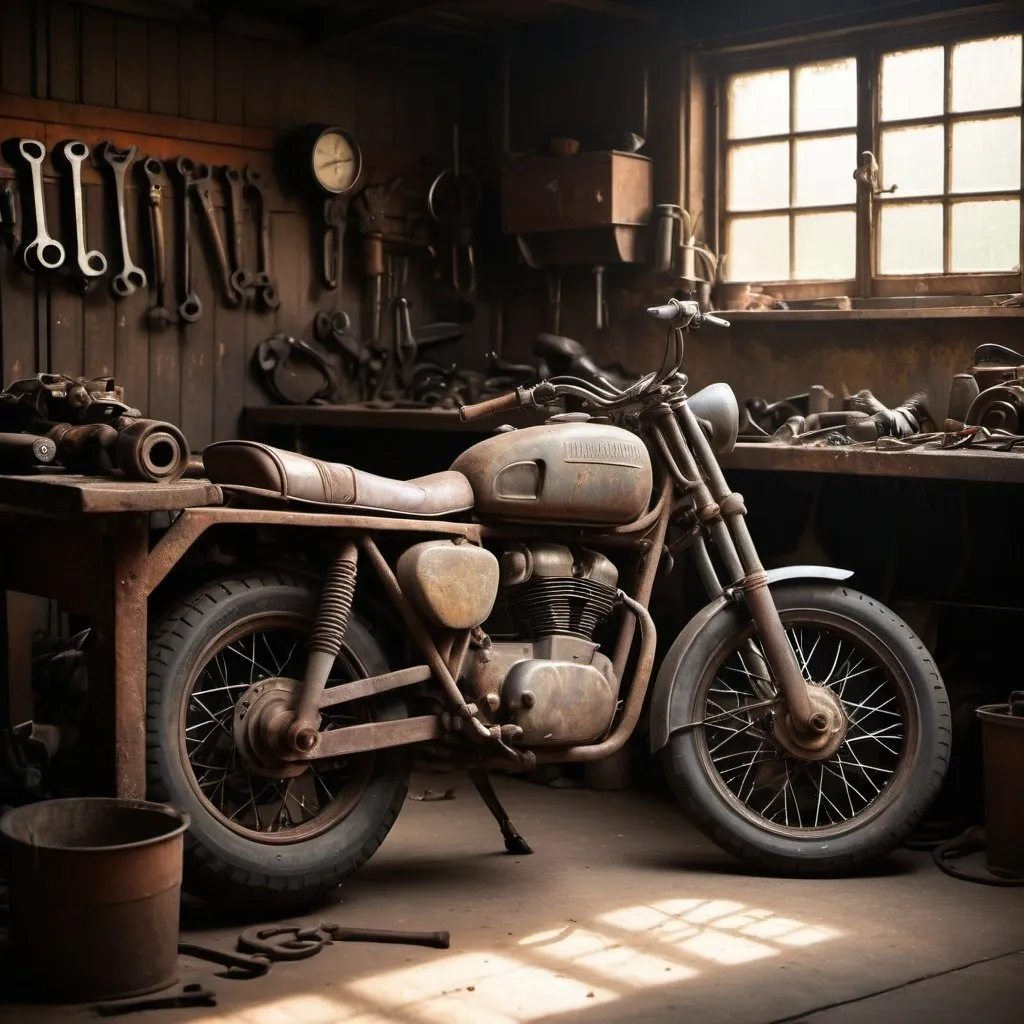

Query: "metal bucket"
<box><xmin>976</xmin><ymin>693</ymin><xmax>1024</xmax><ymax>879</ymax></box>
<box><xmin>0</xmin><ymin>797</ymin><xmax>190</xmax><ymax>1003</ymax></box>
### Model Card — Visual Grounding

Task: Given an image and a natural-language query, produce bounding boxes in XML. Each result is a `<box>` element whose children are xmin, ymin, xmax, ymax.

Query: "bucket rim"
<box><xmin>976</xmin><ymin>703</ymin><xmax>1024</xmax><ymax>727</ymax></box>
<box><xmin>0</xmin><ymin>797</ymin><xmax>191</xmax><ymax>852</ymax></box>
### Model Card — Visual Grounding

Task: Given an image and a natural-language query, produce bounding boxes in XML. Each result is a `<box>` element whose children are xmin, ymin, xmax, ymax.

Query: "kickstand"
<box><xmin>467</xmin><ymin>766</ymin><xmax>533</xmax><ymax>855</ymax></box>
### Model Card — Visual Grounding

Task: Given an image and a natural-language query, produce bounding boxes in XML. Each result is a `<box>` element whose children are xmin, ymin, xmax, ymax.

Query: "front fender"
<box><xmin>648</xmin><ymin>565</ymin><xmax>853</xmax><ymax>752</ymax></box>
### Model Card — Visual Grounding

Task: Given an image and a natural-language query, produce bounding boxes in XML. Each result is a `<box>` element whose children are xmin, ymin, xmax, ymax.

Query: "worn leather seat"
<box><xmin>203</xmin><ymin>441</ymin><xmax>474</xmax><ymax>517</ymax></box>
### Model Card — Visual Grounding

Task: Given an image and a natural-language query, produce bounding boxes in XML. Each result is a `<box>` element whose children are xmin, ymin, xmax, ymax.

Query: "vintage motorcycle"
<box><xmin>148</xmin><ymin>299</ymin><xmax>950</xmax><ymax>908</ymax></box>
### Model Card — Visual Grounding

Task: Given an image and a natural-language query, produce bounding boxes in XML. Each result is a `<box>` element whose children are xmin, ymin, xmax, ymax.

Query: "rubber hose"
<box><xmin>932</xmin><ymin>826</ymin><xmax>1024</xmax><ymax>886</ymax></box>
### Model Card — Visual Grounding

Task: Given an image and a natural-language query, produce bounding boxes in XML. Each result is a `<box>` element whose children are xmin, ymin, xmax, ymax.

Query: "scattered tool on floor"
<box><xmin>238</xmin><ymin>921</ymin><xmax>451</xmax><ymax>960</ymax></box>
<box><xmin>93</xmin><ymin>983</ymin><xmax>217</xmax><ymax>1017</ymax></box>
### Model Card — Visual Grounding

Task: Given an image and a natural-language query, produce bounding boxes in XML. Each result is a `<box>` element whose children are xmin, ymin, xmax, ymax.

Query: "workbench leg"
<box><xmin>111</xmin><ymin>514</ymin><xmax>151</xmax><ymax>800</ymax></box>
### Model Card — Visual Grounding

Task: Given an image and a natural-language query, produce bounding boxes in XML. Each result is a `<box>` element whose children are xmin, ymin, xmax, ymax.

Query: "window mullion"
<box><xmin>858</xmin><ymin>44</ymin><xmax>877</xmax><ymax>296</ymax></box>
<box><xmin>942</xmin><ymin>42</ymin><xmax>952</xmax><ymax>273</ymax></box>
<box><xmin>788</xmin><ymin>66</ymin><xmax>796</xmax><ymax>280</ymax></box>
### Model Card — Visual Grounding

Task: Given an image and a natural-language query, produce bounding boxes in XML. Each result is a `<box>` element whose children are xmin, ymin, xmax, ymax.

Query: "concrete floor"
<box><xmin>4</xmin><ymin>774</ymin><xmax>1024</xmax><ymax>1023</ymax></box>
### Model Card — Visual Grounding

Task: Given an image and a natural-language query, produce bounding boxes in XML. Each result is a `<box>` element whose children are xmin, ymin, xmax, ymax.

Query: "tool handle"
<box><xmin>325</xmin><ymin>926</ymin><xmax>450</xmax><ymax>949</ymax></box>
<box><xmin>459</xmin><ymin>389</ymin><xmax>522</xmax><ymax>422</ymax></box>
<box><xmin>364</xmin><ymin>233</ymin><xmax>385</xmax><ymax>277</ymax></box>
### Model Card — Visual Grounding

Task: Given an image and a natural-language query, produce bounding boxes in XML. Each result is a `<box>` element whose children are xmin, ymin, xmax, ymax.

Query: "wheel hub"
<box><xmin>232</xmin><ymin>678</ymin><xmax>309</xmax><ymax>778</ymax></box>
<box><xmin>772</xmin><ymin>685</ymin><xmax>847</xmax><ymax>761</ymax></box>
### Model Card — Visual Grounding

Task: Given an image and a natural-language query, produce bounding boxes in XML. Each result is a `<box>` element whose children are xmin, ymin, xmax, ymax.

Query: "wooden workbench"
<box><xmin>0</xmin><ymin>473</ymin><xmax>222</xmax><ymax>799</ymax></box>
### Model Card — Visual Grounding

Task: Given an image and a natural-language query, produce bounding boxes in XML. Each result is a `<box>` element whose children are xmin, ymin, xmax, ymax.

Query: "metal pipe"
<box><xmin>692</xmin><ymin>535</ymin><xmax>723</xmax><ymax>598</ymax></box>
<box><xmin>318</xmin><ymin>665</ymin><xmax>433</xmax><ymax>709</ymax></box>
<box><xmin>610</xmin><ymin>473</ymin><xmax>673</xmax><ymax>534</ymax></box>
<box><xmin>537</xmin><ymin>592</ymin><xmax>656</xmax><ymax>764</ymax></box>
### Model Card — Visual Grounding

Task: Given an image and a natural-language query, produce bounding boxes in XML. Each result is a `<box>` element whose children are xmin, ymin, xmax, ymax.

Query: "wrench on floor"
<box><xmin>244</xmin><ymin>166</ymin><xmax>280</xmax><ymax>310</ymax></box>
<box><xmin>142</xmin><ymin>158</ymin><xmax>176</xmax><ymax>328</ymax></box>
<box><xmin>192</xmin><ymin>164</ymin><xmax>242</xmax><ymax>307</ymax></box>
<box><xmin>219</xmin><ymin>165</ymin><xmax>253</xmax><ymax>297</ymax></box>
<box><xmin>100</xmin><ymin>142</ymin><xmax>147</xmax><ymax>297</ymax></box>
<box><xmin>61</xmin><ymin>141</ymin><xmax>107</xmax><ymax>281</ymax></box>
<box><xmin>174</xmin><ymin>157</ymin><xmax>203</xmax><ymax>323</ymax></box>
<box><xmin>17</xmin><ymin>139</ymin><xmax>65</xmax><ymax>272</ymax></box>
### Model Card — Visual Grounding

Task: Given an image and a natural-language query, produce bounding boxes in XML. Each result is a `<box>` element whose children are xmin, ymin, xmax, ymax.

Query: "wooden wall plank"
<box><xmin>49</xmin><ymin>281</ymin><xmax>83</xmax><ymax>376</ymax></box>
<box><xmin>0</xmin><ymin>249</ymin><xmax>38</xmax><ymax>383</ymax></box>
<box><xmin>212</xmin><ymin>31</ymin><xmax>245</xmax><ymax>126</ymax></box>
<box><xmin>113</xmin><ymin>169</ymin><xmax>150</xmax><ymax>414</ymax></box>
<box><xmin>179</xmin><ymin>26</ymin><xmax>214</xmax><ymax>123</ymax></box>
<box><xmin>148</xmin><ymin>22</ymin><xmax>180</xmax><ymax>117</ymax></box>
<box><xmin>1</xmin><ymin>0</ymin><xmax>35</xmax><ymax>97</ymax></box>
<box><xmin>82</xmin><ymin>182</ymin><xmax>116</xmax><ymax>378</ymax></box>
<box><xmin>243</xmin><ymin>38</ymin><xmax>286</xmax><ymax>129</ymax></box>
<box><xmin>356</xmin><ymin>63</ymin><xmax>395</xmax><ymax>145</ymax></box>
<box><xmin>115</xmin><ymin>15</ymin><xmax>149</xmax><ymax>113</ymax></box>
<box><xmin>326</xmin><ymin>57</ymin><xmax>357</xmax><ymax>128</ymax></box>
<box><xmin>79</xmin><ymin>6</ymin><xmax>116</xmax><ymax>108</ymax></box>
<box><xmin>48</xmin><ymin>0</ymin><xmax>79</xmax><ymax>103</ymax></box>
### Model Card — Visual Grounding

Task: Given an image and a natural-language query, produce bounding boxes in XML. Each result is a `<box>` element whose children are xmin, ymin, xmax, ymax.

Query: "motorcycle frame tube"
<box><xmin>657</xmin><ymin>397</ymin><xmax>817</xmax><ymax>734</ymax></box>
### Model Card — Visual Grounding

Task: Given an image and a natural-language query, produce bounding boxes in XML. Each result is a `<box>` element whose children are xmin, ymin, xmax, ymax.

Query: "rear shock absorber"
<box><xmin>287</xmin><ymin>540</ymin><xmax>358</xmax><ymax>753</ymax></box>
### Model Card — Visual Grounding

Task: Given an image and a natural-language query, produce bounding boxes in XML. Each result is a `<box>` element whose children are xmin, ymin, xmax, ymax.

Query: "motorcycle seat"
<box><xmin>203</xmin><ymin>441</ymin><xmax>474</xmax><ymax>517</ymax></box>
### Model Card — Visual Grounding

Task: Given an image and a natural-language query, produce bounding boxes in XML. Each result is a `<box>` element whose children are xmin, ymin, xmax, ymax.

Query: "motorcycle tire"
<box><xmin>663</xmin><ymin>583</ymin><xmax>951</xmax><ymax>875</ymax></box>
<box><xmin>147</xmin><ymin>573</ymin><xmax>410</xmax><ymax>910</ymax></box>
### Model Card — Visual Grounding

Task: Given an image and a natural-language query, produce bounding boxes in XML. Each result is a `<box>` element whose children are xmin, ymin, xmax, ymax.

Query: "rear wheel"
<box><xmin>147</xmin><ymin>574</ymin><xmax>410</xmax><ymax>910</ymax></box>
<box><xmin>663</xmin><ymin>584</ymin><xmax>950</xmax><ymax>874</ymax></box>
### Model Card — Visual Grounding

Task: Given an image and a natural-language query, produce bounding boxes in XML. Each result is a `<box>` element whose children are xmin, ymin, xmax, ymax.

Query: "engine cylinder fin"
<box><xmin>505</xmin><ymin>578</ymin><xmax>616</xmax><ymax>640</ymax></box>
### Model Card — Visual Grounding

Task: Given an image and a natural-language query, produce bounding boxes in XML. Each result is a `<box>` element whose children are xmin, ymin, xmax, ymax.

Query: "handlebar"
<box><xmin>646</xmin><ymin>298</ymin><xmax>730</xmax><ymax>328</ymax></box>
<box><xmin>459</xmin><ymin>389</ymin><xmax>523</xmax><ymax>422</ymax></box>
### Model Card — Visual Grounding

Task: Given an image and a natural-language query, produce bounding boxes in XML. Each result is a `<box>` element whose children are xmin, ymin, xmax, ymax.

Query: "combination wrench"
<box><xmin>219</xmin><ymin>166</ymin><xmax>253</xmax><ymax>298</ymax></box>
<box><xmin>61</xmin><ymin>141</ymin><xmax>107</xmax><ymax>281</ymax></box>
<box><xmin>100</xmin><ymin>142</ymin><xmax>147</xmax><ymax>297</ymax></box>
<box><xmin>243</xmin><ymin>166</ymin><xmax>280</xmax><ymax>310</ymax></box>
<box><xmin>142</xmin><ymin>158</ymin><xmax>176</xmax><ymax>328</ymax></box>
<box><xmin>17</xmin><ymin>139</ymin><xmax>65</xmax><ymax>272</ymax></box>
<box><xmin>192</xmin><ymin>164</ymin><xmax>241</xmax><ymax>306</ymax></box>
<box><xmin>174</xmin><ymin>157</ymin><xmax>203</xmax><ymax>323</ymax></box>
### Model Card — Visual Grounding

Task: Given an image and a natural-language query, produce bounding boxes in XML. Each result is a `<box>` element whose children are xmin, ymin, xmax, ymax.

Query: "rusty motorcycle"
<box><xmin>148</xmin><ymin>299</ymin><xmax>950</xmax><ymax>908</ymax></box>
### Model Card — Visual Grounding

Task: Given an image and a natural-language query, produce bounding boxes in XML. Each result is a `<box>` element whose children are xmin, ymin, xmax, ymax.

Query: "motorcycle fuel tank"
<box><xmin>451</xmin><ymin>422</ymin><xmax>653</xmax><ymax>524</ymax></box>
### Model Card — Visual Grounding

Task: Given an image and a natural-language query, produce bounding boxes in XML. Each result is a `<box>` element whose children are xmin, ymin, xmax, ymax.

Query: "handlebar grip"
<box><xmin>703</xmin><ymin>313</ymin><xmax>731</xmax><ymax>328</ymax></box>
<box><xmin>459</xmin><ymin>390</ymin><xmax>522</xmax><ymax>422</ymax></box>
<box><xmin>646</xmin><ymin>298</ymin><xmax>701</xmax><ymax>321</ymax></box>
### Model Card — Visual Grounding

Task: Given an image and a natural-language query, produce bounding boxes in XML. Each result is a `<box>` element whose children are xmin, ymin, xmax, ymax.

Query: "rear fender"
<box><xmin>649</xmin><ymin>565</ymin><xmax>853</xmax><ymax>752</ymax></box>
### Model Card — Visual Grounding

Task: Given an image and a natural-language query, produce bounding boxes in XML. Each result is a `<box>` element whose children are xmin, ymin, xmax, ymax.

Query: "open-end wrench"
<box><xmin>17</xmin><ymin>139</ymin><xmax>65</xmax><ymax>272</ymax></box>
<box><xmin>192</xmin><ymin>165</ymin><xmax>241</xmax><ymax>307</ymax></box>
<box><xmin>219</xmin><ymin>166</ymin><xmax>253</xmax><ymax>297</ymax></box>
<box><xmin>100</xmin><ymin>142</ymin><xmax>147</xmax><ymax>297</ymax></box>
<box><xmin>243</xmin><ymin>166</ymin><xmax>280</xmax><ymax>310</ymax></box>
<box><xmin>322</xmin><ymin>194</ymin><xmax>350</xmax><ymax>291</ymax></box>
<box><xmin>142</xmin><ymin>158</ymin><xmax>176</xmax><ymax>328</ymax></box>
<box><xmin>174</xmin><ymin>157</ymin><xmax>203</xmax><ymax>323</ymax></box>
<box><xmin>61</xmin><ymin>141</ymin><xmax>107</xmax><ymax>281</ymax></box>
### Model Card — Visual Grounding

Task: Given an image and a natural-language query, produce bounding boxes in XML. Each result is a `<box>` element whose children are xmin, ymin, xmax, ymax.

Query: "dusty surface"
<box><xmin>3</xmin><ymin>774</ymin><xmax>1023</xmax><ymax>1023</ymax></box>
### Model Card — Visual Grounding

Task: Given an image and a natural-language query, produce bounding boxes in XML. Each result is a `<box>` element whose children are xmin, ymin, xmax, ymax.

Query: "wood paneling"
<box><xmin>0</xmin><ymin>1</ymin><xmax>459</xmax><ymax>450</ymax></box>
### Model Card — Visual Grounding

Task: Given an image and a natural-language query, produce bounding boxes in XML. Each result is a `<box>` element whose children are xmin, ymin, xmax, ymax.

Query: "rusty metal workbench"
<box><xmin>0</xmin><ymin>473</ymin><xmax>223</xmax><ymax>799</ymax></box>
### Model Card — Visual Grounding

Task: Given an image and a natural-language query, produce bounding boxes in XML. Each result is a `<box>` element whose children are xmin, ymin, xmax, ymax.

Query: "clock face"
<box><xmin>311</xmin><ymin>129</ymin><xmax>362</xmax><ymax>194</ymax></box>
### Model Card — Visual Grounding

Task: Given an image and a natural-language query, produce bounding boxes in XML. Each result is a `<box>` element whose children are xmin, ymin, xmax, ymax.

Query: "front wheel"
<box><xmin>663</xmin><ymin>584</ymin><xmax>950</xmax><ymax>875</ymax></box>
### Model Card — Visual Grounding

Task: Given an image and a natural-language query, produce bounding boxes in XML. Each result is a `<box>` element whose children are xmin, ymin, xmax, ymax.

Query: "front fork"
<box><xmin>653</xmin><ymin>404</ymin><xmax>825</xmax><ymax>737</ymax></box>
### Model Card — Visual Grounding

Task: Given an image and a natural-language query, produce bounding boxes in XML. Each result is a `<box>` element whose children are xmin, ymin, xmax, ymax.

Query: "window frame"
<box><xmin>711</xmin><ymin>20</ymin><xmax>1024</xmax><ymax>299</ymax></box>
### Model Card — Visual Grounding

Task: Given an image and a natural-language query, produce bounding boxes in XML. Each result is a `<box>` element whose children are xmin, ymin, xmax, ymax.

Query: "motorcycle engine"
<box><xmin>464</xmin><ymin>543</ymin><xmax>621</xmax><ymax>746</ymax></box>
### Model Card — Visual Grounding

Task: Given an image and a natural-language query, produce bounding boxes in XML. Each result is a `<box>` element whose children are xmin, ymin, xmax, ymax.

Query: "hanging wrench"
<box><xmin>243</xmin><ymin>166</ymin><xmax>280</xmax><ymax>310</ymax></box>
<box><xmin>219</xmin><ymin>166</ymin><xmax>253</xmax><ymax>297</ymax></box>
<box><xmin>100</xmin><ymin>142</ymin><xmax>147</xmax><ymax>298</ymax></box>
<box><xmin>142</xmin><ymin>158</ymin><xmax>176</xmax><ymax>328</ymax></box>
<box><xmin>192</xmin><ymin>165</ymin><xmax>241</xmax><ymax>307</ymax></box>
<box><xmin>174</xmin><ymin>157</ymin><xmax>203</xmax><ymax>323</ymax></box>
<box><xmin>61</xmin><ymin>141</ymin><xmax>107</xmax><ymax>281</ymax></box>
<box><xmin>322</xmin><ymin>194</ymin><xmax>350</xmax><ymax>291</ymax></box>
<box><xmin>17</xmin><ymin>139</ymin><xmax>65</xmax><ymax>272</ymax></box>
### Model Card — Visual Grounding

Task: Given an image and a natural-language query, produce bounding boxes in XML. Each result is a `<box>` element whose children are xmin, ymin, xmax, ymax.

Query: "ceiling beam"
<box><xmin>306</xmin><ymin>1</ymin><xmax>452</xmax><ymax>39</ymax></box>
<box><xmin>539</xmin><ymin>0</ymin><xmax>656</xmax><ymax>21</ymax></box>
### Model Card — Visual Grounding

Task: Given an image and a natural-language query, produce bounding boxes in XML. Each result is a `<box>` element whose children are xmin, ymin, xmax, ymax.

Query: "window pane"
<box><xmin>794</xmin><ymin>212</ymin><xmax>856</xmax><ymax>280</ymax></box>
<box><xmin>878</xmin><ymin>203</ymin><xmax>943</xmax><ymax>274</ymax></box>
<box><xmin>951</xmin><ymin>35</ymin><xmax>1022</xmax><ymax>112</ymax></box>
<box><xmin>951</xmin><ymin>199</ymin><xmax>1021</xmax><ymax>271</ymax></box>
<box><xmin>794</xmin><ymin>134</ymin><xmax>856</xmax><ymax>207</ymax></box>
<box><xmin>880</xmin><ymin>125</ymin><xmax>944</xmax><ymax>197</ymax></box>
<box><xmin>794</xmin><ymin>58</ymin><xmax>857</xmax><ymax>131</ymax></box>
<box><xmin>727</xmin><ymin>142</ymin><xmax>789</xmax><ymax>211</ymax></box>
<box><xmin>880</xmin><ymin>47</ymin><xmax>944</xmax><ymax>121</ymax></box>
<box><xmin>728</xmin><ymin>69</ymin><xmax>789</xmax><ymax>139</ymax></box>
<box><xmin>725</xmin><ymin>216</ymin><xmax>790</xmax><ymax>281</ymax></box>
<box><xmin>951</xmin><ymin>117</ymin><xmax>1022</xmax><ymax>193</ymax></box>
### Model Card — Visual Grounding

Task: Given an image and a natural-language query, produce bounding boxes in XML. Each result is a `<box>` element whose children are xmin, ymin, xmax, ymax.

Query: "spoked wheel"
<box><xmin>663</xmin><ymin>584</ymin><xmax>950</xmax><ymax>874</ymax></box>
<box><xmin>148</xmin><ymin>574</ymin><xmax>410</xmax><ymax>910</ymax></box>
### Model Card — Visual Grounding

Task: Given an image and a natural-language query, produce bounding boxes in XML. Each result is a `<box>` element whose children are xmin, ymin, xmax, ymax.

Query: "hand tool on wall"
<box><xmin>0</xmin><ymin>432</ymin><xmax>57</xmax><ymax>471</ymax></box>
<box><xmin>16</xmin><ymin>139</ymin><xmax>65</xmax><ymax>272</ymax></box>
<box><xmin>60</xmin><ymin>141</ymin><xmax>107</xmax><ymax>282</ymax></box>
<box><xmin>593</xmin><ymin>265</ymin><xmax>608</xmax><ymax>329</ymax></box>
<box><xmin>219</xmin><ymin>166</ymin><xmax>253</xmax><ymax>297</ymax></box>
<box><xmin>322</xmin><ymin>195</ymin><xmax>350</xmax><ymax>291</ymax></box>
<box><xmin>100</xmin><ymin>142</ymin><xmax>147</xmax><ymax>297</ymax></box>
<box><xmin>427</xmin><ymin>126</ymin><xmax>481</xmax><ymax>298</ymax></box>
<box><xmin>244</xmin><ymin>166</ymin><xmax>280</xmax><ymax>310</ymax></box>
<box><xmin>0</xmin><ymin>185</ymin><xmax>19</xmax><ymax>251</ymax></box>
<box><xmin>174</xmin><ymin>157</ymin><xmax>203</xmax><ymax>323</ymax></box>
<box><xmin>142</xmin><ymin>158</ymin><xmax>176</xmax><ymax>328</ymax></box>
<box><xmin>192</xmin><ymin>165</ymin><xmax>242</xmax><ymax>307</ymax></box>
<box><xmin>353</xmin><ymin>177</ymin><xmax>401</xmax><ymax>343</ymax></box>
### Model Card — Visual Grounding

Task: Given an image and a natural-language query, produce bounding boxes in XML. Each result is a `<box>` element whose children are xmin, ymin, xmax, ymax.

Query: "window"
<box><xmin>718</xmin><ymin>30</ymin><xmax>1024</xmax><ymax>296</ymax></box>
